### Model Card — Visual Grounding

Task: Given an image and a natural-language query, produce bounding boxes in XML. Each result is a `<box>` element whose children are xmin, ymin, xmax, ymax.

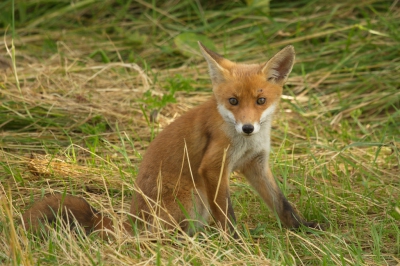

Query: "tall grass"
<box><xmin>0</xmin><ymin>0</ymin><xmax>399</xmax><ymax>265</ymax></box>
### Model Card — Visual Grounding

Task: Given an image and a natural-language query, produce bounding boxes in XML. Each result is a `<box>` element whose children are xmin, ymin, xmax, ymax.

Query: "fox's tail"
<box><xmin>22</xmin><ymin>193</ymin><xmax>126</xmax><ymax>237</ymax></box>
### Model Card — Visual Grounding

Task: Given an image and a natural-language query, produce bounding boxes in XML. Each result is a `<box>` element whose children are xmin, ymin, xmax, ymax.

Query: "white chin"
<box><xmin>237</xmin><ymin>130</ymin><xmax>254</xmax><ymax>136</ymax></box>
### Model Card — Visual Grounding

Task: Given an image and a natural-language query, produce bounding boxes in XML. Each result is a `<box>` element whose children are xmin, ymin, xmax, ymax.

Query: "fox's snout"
<box><xmin>218</xmin><ymin>104</ymin><xmax>264</xmax><ymax>136</ymax></box>
<box><xmin>234</xmin><ymin>121</ymin><xmax>261</xmax><ymax>136</ymax></box>
<box><xmin>242</xmin><ymin>124</ymin><xmax>254</xmax><ymax>134</ymax></box>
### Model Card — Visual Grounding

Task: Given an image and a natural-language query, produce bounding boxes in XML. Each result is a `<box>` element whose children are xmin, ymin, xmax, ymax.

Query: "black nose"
<box><xmin>242</xmin><ymin>124</ymin><xmax>254</xmax><ymax>134</ymax></box>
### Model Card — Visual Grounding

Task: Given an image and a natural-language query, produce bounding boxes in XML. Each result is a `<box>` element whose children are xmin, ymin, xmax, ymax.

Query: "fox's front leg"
<box><xmin>242</xmin><ymin>153</ymin><xmax>318</xmax><ymax>229</ymax></box>
<box><xmin>201</xmin><ymin>171</ymin><xmax>237</xmax><ymax>234</ymax></box>
<box><xmin>198</xmin><ymin>151</ymin><xmax>237</xmax><ymax>236</ymax></box>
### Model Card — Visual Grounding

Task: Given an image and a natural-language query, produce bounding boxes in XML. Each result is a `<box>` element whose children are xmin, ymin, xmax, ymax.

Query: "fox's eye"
<box><xmin>257</xmin><ymin>98</ymin><xmax>266</xmax><ymax>105</ymax></box>
<box><xmin>229</xmin><ymin>98</ymin><xmax>238</xmax><ymax>105</ymax></box>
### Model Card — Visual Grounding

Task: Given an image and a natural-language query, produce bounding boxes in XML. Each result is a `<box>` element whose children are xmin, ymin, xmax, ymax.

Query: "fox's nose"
<box><xmin>242</xmin><ymin>124</ymin><xmax>254</xmax><ymax>134</ymax></box>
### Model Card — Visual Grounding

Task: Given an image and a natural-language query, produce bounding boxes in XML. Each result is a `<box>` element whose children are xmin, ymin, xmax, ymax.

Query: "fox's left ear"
<box><xmin>261</xmin><ymin>45</ymin><xmax>295</xmax><ymax>85</ymax></box>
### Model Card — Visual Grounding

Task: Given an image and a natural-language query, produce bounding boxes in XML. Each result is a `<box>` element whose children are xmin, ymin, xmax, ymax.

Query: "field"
<box><xmin>0</xmin><ymin>0</ymin><xmax>399</xmax><ymax>265</ymax></box>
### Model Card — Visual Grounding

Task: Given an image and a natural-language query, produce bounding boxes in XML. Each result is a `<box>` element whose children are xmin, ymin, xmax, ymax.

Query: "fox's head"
<box><xmin>199</xmin><ymin>42</ymin><xmax>295</xmax><ymax>136</ymax></box>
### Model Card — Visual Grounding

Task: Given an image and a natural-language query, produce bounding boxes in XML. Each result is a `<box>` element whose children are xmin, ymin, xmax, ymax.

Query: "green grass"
<box><xmin>1</xmin><ymin>0</ymin><xmax>399</xmax><ymax>265</ymax></box>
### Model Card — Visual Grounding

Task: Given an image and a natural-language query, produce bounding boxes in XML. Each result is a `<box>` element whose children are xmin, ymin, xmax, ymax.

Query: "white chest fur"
<box><xmin>226</xmin><ymin>119</ymin><xmax>272</xmax><ymax>171</ymax></box>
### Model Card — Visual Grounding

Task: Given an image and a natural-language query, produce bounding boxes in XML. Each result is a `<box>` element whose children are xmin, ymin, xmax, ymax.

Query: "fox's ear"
<box><xmin>261</xmin><ymin>45</ymin><xmax>295</xmax><ymax>85</ymax></box>
<box><xmin>198</xmin><ymin>42</ymin><xmax>230</xmax><ymax>84</ymax></box>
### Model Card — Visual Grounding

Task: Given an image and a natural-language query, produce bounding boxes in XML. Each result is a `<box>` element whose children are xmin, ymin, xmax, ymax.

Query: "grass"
<box><xmin>1</xmin><ymin>0</ymin><xmax>399</xmax><ymax>265</ymax></box>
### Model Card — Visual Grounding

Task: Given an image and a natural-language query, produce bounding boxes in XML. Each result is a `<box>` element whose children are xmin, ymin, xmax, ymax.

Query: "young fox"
<box><xmin>22</xmin><ymin>43</ymin><xmax>319</xmax><ymax>237</ymax></box>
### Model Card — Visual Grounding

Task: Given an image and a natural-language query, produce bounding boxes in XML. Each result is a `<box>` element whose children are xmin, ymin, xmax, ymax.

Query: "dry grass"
<box><xmin>1</xmin><ymin>0</ymin><xmax>399</xmax><ymax>265</ymax></box>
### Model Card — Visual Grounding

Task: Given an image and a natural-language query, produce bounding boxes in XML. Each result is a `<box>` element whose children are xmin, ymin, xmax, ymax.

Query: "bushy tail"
<box><xmin>22</xmin><ymin>194</ymin><xmax>118</xmax><ymax>236</ymax></box>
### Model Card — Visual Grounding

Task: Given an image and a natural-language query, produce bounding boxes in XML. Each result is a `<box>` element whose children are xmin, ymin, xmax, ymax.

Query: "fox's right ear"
<box><xmin>198</xmin><ymin>42</ymin><xmax>230</xmax><ymax>84</ymax></box>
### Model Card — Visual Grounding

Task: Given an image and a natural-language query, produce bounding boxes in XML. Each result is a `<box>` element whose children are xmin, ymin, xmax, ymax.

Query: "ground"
<box><xmin>0</xmin><ymin>0</ymin><xmax>399</xmax><ymax>265</ymax></box>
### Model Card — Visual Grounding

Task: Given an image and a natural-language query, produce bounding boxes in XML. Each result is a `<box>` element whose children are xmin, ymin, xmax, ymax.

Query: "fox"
<box><xmin>22</xmin><ymin>42</ymin><xmax>320</xmax><ymax>238</ymax></box>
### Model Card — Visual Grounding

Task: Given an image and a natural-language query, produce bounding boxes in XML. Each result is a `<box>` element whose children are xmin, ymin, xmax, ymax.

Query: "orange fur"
<box><xmin>22</xmin><ymin>43</ymin><xmax>320</xmax><ymax>238</ymax></box>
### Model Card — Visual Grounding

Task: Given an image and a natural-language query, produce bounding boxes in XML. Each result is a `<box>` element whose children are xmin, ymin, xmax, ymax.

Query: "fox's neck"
<box><xmin>222</xmin><ymin>115</ymin><xmax>273</xmax><ymax>171</ymax></box>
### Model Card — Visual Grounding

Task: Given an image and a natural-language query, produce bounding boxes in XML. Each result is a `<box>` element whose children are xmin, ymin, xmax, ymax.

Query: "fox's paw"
<box><xmin>301</xmin><ymin>221</ymin><xmax>327</xmax><ymax>231</ymax></box>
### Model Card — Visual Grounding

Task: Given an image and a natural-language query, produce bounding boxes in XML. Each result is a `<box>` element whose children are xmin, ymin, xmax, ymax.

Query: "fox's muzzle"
<box><xmin>242</xmin><ymin>124</ymin><xmax>254</xmax><ymax>134</ymax></box>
